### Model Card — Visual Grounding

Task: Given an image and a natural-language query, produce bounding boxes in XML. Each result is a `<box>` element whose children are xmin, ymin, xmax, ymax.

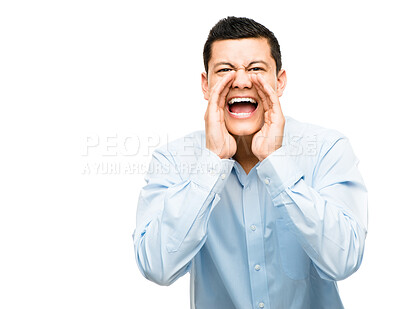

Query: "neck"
<box><xmin>232</xmin><ymin>134</ymin><xmax>259</xmax><ymax>174</ymax></box>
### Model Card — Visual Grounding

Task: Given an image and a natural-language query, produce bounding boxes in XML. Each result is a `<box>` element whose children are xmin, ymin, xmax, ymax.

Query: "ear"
<box><xmin>276</xmin><ymin>69</ymin><xmax>287</xmax><ymax>97</ymax></box>
<box><xmin>201</xmin><ymin>72</ymin><xmax>210</xmax><ymax>100</ymax></box>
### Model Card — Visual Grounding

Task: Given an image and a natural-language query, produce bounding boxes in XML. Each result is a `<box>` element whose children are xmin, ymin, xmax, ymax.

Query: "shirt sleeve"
<box><xmin>256</xmin><ymin>137</ymin><xmax>368</xmax><ymax>281</ymax></box>
<box><xmin>133</xmin><ymin>146</ymin><xmax>234</xmax><ymax>286</ymax></box>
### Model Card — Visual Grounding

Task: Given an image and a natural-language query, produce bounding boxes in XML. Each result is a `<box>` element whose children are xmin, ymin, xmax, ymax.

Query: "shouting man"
<box><xmin>133</xmin><ymin>16</ymin><xmax>368</xmax><ymax>309</ymax></box>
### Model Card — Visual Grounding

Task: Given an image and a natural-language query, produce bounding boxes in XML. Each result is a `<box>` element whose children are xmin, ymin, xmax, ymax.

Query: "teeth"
<box><xmin>231</xmin><ymin>112</ymin><xmax>252</xmax><ymax>116</ymax></box>
<box><xmin>228</xmin><ymin>97</ymin><xmax>256</xmax><ymax>105</ymax></box>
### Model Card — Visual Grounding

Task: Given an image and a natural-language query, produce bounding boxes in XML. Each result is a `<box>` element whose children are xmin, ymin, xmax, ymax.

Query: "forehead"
<box><xmin>210</xmin><ymin>38</ymin><xmax>274</xmax><ymax>66</ymax></box>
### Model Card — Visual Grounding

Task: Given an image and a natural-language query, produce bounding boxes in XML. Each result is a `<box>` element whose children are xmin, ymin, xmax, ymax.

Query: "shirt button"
<box><xmin>264</xmin><ymin>178</ymin><xmax>270</xmax><ymax>185</ymax></box>
<box><xmin>250</xmin><ymin>225</ymin><xmax>256</xmax><ymax>231</ymax></box>
<box><xmin>259</xmin><ymin>302</ymin><xmax>265</xmax><ymax>308</ymax></box>
<box><xmin>254</xmin><ymin>264</ymin><xmax>261</xmax><ymax>271</ymax></box>
<box><xmin>221</xmin><ymin>173</ymin><xmax>226</xmax><ymax>180</ymax></box>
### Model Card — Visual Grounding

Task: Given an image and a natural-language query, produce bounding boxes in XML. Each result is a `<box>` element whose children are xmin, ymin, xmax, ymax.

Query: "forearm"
<box><xmin>133</xmin><ymin>148</ymin><xmax>234</xmax><ymax>285</ymax></box>
<box><xmin>276</xmin><ymin>178</ymin><xmax>367</xmax><ymax>280</ymax></box>
<box><xmin>134</xmin><ymin>183</ymin><xmax>219</xmax><ymax>285</ymax></box>
<box><xmin>257</xmin><ymin>139</ymin><xmax>368</xmax><ymax>280</ymax></box>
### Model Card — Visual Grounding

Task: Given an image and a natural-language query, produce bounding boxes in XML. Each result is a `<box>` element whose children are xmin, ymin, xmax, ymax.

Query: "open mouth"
<box><xmin>227</xmin><ymin>97</ymin><xmax>258</xmax><ymax>119</ymax></box>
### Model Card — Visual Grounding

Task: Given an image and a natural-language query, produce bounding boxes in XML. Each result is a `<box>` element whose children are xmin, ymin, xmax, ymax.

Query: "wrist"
<box><xmin>206</xmin><ymin>142</ymin><xmax>228</xmax><ymax>160</ymax></box>
<box><xmin>255</xmin><ymin>145</ymin><xmax>282</xmax><ymax>162</ymax></box>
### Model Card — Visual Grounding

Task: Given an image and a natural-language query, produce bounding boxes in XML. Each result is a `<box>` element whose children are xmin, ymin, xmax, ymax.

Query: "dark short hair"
<box><xmin>203</xmin><ymin>16</ymin><xmax>282</xmax><ymax>75</ymax></box>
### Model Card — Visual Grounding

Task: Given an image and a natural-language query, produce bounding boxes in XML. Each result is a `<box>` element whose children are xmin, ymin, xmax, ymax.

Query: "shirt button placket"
<box><xmin>243</xmin><ymin>181</ymin><xmax>270</xmax><ymax>309</ymax></box>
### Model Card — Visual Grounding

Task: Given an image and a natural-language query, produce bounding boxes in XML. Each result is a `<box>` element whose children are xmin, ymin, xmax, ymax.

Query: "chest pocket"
<box><xmin>275</xmin><ymin>219</ymin><xmax>310</xmax><ymax>280</ymax></box>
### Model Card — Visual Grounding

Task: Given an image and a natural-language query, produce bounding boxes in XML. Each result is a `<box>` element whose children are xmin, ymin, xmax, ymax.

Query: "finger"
<box><xmin>209</xmin><ymin>71</ymin><xmax>235</xmax><ymax>108</ymax></box>
<box><xmin>251</xmin><ymin>74</ymin><xmax>283</xmax><ymax>115</ymax></box>
<box><xmin>255</xmin><ymin>74</ymin><xmax>279</xmax><ymax>105</ymax></box>
<box><xmin>217</xmin><ymin>78</ymin><xmax>234</xmax><ymax>108</ymax></box>
<box><xmin>251</xmin><ymin>74</ymin><xmax>271</xmax><ymax>111</ymax></box>
<box><xmin>209</xmin><ymin>72</ymin><xmax>234</xmax><ymax>100</ymax></box>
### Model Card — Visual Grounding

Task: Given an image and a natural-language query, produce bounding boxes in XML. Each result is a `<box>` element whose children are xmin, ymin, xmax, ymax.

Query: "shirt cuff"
<box><xmin>256</xmin><ymin>145</ymin><xmax>304</xmax><ymax>201</ymax></box>
<box><xmin>189</xmin><ymin>147</ymin><xmax>235</xmax><ymax>194</ymax></box>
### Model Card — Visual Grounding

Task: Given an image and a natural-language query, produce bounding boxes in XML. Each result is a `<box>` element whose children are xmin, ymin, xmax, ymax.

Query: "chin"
<box><xmin>225</xmin><ymin>108</ymin><xmax>264</xmax><ymax>137</ymax></box>
<box><xmin>226</xmin><ymin>122</ymin><xmax>262</xmax><ymax>137</ymax></box>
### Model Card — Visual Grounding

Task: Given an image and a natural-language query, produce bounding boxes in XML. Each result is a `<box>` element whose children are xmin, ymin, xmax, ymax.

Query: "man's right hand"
<box><xmin>204</xmin><ymin>72</ymin><xmax>237</xmax><ymax>159</ymax></box>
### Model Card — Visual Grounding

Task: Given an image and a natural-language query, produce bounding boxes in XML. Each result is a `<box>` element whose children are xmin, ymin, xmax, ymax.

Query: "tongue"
<box><xmin>230</xmin><ymin>102</ymin><xmax>256</xmax><ymax>113</ymax></box>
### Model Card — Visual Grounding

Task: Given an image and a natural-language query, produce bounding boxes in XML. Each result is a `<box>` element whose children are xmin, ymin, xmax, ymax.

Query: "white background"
<box><xmin>1</xmin><ymin>0</ymin><xmax>399</xmax><ymax>308</ymax></box>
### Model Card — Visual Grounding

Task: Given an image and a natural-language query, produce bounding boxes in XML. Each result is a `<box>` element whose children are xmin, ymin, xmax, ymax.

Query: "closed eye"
<box><xmin>249</xmin><ymin>67</ymin><xmax>264</xmax><ymax>72</ymax></box>
<box><xmin>217</xmin><ymin>68</ymin><xmax>233</xmax><ymax>73</ymax></box>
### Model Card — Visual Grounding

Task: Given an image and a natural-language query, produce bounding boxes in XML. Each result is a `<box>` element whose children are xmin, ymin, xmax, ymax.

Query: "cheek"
<box><xmin>268</xmin><ymin>77</ymin><xmax>277</xmax><ymax>90</ymax></box>
<box><xmin>259</xmin><ymin>72</ymin><xmax>277</xmax><ymax>89</ymax></box>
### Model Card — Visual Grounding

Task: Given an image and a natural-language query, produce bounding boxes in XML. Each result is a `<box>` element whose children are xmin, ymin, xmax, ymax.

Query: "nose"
<box><xmin>232</xmin><ymin>69</ymin><xmax>252</xmax><ymax>89</ymax></box>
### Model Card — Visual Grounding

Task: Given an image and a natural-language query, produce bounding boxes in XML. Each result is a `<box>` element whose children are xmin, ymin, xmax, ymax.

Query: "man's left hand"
<box><xmin>250</xmin><ymin>74</ymin><xmax>285</xmax><ymax>162</ymax></box>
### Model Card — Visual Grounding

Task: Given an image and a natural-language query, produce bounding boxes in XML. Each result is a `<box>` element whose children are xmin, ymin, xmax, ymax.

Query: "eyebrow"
<box><xmin>213</xmin><ymin>60</ymin><xmax>271</xmax><ymax>69</ymax></box>
<box><xmin>247</xmin><ymin>60</ymin><xmax>271</xmax><ymax>68</ymax></box>
<box><xmin>213</xmin><ymin>62</ymin><xmax>235</xmax><ymax>68</ymax></box>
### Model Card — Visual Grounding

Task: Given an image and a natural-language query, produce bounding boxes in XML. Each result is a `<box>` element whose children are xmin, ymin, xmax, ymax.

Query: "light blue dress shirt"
<box><xmin>133</xmin><ymin>116</ymin><xmax>368</xmax><ymax>309</ymax></box>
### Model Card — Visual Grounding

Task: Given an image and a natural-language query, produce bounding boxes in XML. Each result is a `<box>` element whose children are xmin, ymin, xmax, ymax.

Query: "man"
<box><xmin>133</xmin><ymin>16</ymin><xmax>368</xmax><ymax>309</ymax></box>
